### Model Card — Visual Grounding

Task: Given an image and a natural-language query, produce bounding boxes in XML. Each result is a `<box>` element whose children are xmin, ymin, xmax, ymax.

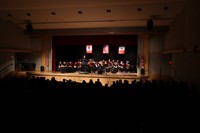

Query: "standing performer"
<box><xmin>81</xmin><ymin>55</ymin><xmax>88</xmax><ymax>72</ymax></box>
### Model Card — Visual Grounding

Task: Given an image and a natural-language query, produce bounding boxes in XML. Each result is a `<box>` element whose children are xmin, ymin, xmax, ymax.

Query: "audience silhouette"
<box><xmin>1</xmin><ymin>76</ymin><xmax>199</xmax><ymax>133</ymax></box>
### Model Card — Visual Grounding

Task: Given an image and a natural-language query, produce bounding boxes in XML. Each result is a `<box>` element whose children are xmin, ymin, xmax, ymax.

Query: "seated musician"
<box><xmin>73</xmin><ymin>62</ymin><xmax>77</xmax><ymax>71</ymax></box>
<box><xmin>101</xmin><ymin>59</ymin><xmax>107</xmax><ymax>73</ymax></box>
<box><xmin>111</xmin><ymin>59</ymin><xmax>119</xmax><ymax>73</ymax></box>
<box><xmin>77</xmin><ymin>59</ymin><xmax>82</xmax><ymax>71</ymax></box>
<box><xmin>93</xmin><ymin>61</ymin><xmax>99</xmax><ymax>73</ymax></box>
<box><xmin>114</xmin><ymin>59</ymin><xmax>119</xmax><ymax>68</ymax></box>
<box><xmin>125</xmin><ymin>60</ymin><xmax>130</xmax><ymax>72</ymax></box>
<box><xmin>103</xmin><ymin>60</ymin><xmax>108</xmax><ymax>73</ymax></box>
<box><xmin>106</xmin><ymin>59</ymin><xmax>112</xmax><ymax>72</ymax></box>
<box><xmin>60</xmin><ymin>61</ymin><xmax>67</xmax><ymax>73</ymax></box>
<box><xmin>97</xmin><ymin>60</ymin><xmax>104</xmax><ymax>74</ymax></box>
<box><xmin>67</xmin><ymin>61</ymin><xmax>74</xmax><ymax>72</ymax></box>
<box><xmin>57</xmin><ymin>61</ymin><xmax>62</xmax><ymax>71</ymax></box>
<box><xmin>88</xmin><ymin>59</ymin><xmax>95</xmax><ymax>73</ymax></box>
<box><xmin>119</xmin><ymin>60</ymin><xmax>125</xmax><ymax>72</ymax></box>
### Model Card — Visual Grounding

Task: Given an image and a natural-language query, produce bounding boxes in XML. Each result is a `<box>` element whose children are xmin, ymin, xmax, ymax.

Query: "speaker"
<box><xmin>141</xmin><ymin>68</ymin><xmax>145</xmax><ymax>75</ymax></box>
<box><xmin>40</xmin><ymin>66</ymin><xmax>44</xmax><ymax>71</ymax></box>
<box><xmin>147</xmin><ymin>19</ymin><xmax>153</xmax><ymax>30</ymax></box>
<box><xmin>26</xmin><ymin>23</ymin><xmax>33</xmax><ymax>33</ymax></box>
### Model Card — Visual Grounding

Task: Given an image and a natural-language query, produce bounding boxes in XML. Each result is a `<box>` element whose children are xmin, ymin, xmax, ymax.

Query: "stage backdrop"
<box><xmin>52</xmin><ymin>35</ymin><xmax>138</xmax><ymax>71</ymax></box>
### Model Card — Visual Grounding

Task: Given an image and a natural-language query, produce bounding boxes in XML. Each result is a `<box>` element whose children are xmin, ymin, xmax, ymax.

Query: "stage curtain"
<box><xmin>52</xmin><ymin>35</ymin><xmax>138</xmax><ymax>71</ymax></box>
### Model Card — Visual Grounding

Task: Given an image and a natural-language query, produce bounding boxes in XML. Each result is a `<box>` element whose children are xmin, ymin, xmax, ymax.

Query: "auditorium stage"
<box><xmin>26</xmin><ymin>71</ymin><xmax>149</xmax><ymax>86</ymax></box>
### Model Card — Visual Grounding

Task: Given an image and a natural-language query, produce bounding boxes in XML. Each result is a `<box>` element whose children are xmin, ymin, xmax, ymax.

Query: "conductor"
<box><xmin>81</xmin><ymin>55</ymin><xmax>88</xmax><ymax>72</ymax></box>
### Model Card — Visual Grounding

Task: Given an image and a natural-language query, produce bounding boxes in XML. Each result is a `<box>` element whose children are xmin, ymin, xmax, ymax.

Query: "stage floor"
<box><xmin>26</xmin><ymin>71</ymin><xmax>149</xmax><ymax>86</ymax></box>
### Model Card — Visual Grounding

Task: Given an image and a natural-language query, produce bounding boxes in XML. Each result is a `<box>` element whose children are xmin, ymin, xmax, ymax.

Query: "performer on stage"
<box><xmin>57</xmin><ymin>61</ymin><xmax>62</xmax><ymax>71</ymax></box>
<box><xmin>97</xmin><ymin>60</ymin><xmax>104</xmax><ymax>74</ymax></box>
<box><xmin>82</xmin><ymin>55</ymin><xmax>87</xmax><ymax>65</ymax></box>
<box><xmin>88</xmin><ymin>59</ymin><xmax>95</xmax><ymax>73</ymax></box>
<box><xmin>106</xmin><ymin>59</ymin><xmax>112</xmax><ymax>72</ymax></box>
<box><xmin>60</xmin><ymin>61</ymin><xmax>67</xmax><ymax>73</ymax></box>
<box><xmin>125</xmin><ymin>60</ymin><xmax>130</xmax><ymax>72</ymax></box>
<box><xmin>111</xmin><ymin>59</ymin><xmax>119</xmax><ymax>73</ymax></box>
<box><xmin>81</xmin><ymin>55</ymin><xmax>88</xmax><ymax>72</ymax></box>
<box><xmin>119</xmin><ymin>60</ymin><xmax>125</xmax><ymax>72</ymax></box>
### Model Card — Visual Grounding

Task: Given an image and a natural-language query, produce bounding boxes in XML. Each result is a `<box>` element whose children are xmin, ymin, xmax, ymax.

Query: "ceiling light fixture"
<box><xmin>137</xmin><ymin>8</ymin><xmax>142</xmax><ymax>11</ymax></box>
<box><xmin>51</xmin><ymin>12</ymin><xmax>56</xmax><ymax>15</ymax></box>
<box><xmin>163</xmin><ymin>6</ymin><xmax>169</xmax><ymax>10</ymax></box>
<box><xmin>78</xmin><ymin>11</ymin><xmax>83</xmax><ymax>14</ymax></box>
<box><xmin>106</xmin><ymin>9</ymin><xmax>111</xmax><ymax>13</ymax></box>
<box><xmin>26</xmin><ymin>13</ymin><xmax>31</xmax><ymax>16</ymax></box>
<box><xmin>8</xmin><ymin>13</ymin><xmax>12</xmax><ymax>17</ymax></box>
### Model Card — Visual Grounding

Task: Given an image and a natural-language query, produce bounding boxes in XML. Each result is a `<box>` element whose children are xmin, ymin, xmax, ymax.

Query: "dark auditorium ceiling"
<box><xmin>0</xmin><ymin>0</ymin><xmax>186</xmax><ymax>31</ymax></box>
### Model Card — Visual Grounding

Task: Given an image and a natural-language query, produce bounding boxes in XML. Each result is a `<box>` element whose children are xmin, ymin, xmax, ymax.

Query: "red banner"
<box><xmin>86</xmin><ymin>45</ymin><xmax>92</xmax><ymax>53</ymax></box>
<box><xmin>103</xmin><ymin>45</ymin><xmax>109</xmax><ymax>54</ymax></box>
<box><xmin>118</xmin><ymin>46</ymin><xmax>125</xmax><ymax>54</ymax></box>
